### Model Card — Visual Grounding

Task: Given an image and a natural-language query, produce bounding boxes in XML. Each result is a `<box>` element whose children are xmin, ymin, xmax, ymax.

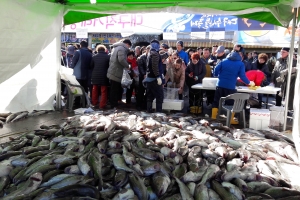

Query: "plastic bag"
<box><xmin>59</xmin><ymin>66</ymin><xmax>83</xmax><ymax>95</ymax></box>
<box><xmin>164</xmin><ymin>87</ymin><xmax>179</xmax><ymax>100</ymax></box>
<box><xmin>121</xmin><ymin>69</ymin><xmax>133</xmax><ymax>89</ymax></box>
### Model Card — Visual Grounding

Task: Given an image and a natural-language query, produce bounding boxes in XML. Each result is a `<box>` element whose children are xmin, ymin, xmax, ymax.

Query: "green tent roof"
<box><xmin>45</xmin><ymin>0</ymin><xmax>300</xmax><ymax>26</ymax></box>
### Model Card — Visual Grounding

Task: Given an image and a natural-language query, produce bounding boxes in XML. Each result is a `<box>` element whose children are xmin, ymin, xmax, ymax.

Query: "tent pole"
<box><xmin>293</xmin><ymin>8</ymin><xmax>300</xmax><ymax>164</ymax></box>
<box><xmin>55</xmin><ymin>32</ymin><xmax>62</xmax><ymax>110</ymax></box>
<box><xmin>283</xmin><ymin>8</ymin><xmax>297</xmax><ymax>131</ymax></box>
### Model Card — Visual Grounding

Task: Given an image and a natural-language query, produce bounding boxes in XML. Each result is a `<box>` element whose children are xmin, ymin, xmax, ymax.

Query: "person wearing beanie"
<box><xmin>211</xmin><ymin>51</ymin><xmax>253</xmax><ymax>125</ymax></box>
<box><xmin>271</xmin><ymin>47</ymin><xmax>296</xmax><ymax>107</ymax></box>
<box><xmin>143</xmin><ymin>39</ymin><xmax>164</xmax><ymax>113</ymax></box>
<box><xmin>107</xmin><ymin>39</ymin><xmax>132</xmax><ymax>109</ymax></box>
<box><xmin>176</xmin><ymin>40</ymin><xmax>189</xmax><ymax>66</ymax></box>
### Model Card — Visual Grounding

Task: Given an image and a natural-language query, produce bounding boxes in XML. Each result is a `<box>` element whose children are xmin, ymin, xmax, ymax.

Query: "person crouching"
<box><xmin>164</xmin><ymin>58</ymin><xmax>185</xmax><ymax>99</ymax></box>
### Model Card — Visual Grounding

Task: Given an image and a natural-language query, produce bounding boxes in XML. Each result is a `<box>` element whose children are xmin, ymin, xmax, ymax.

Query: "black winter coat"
<box><xmin>90</xmin><ymin>51</ymin><xmax>110</xmax><ymax>86</ymax></box>
<box><xmin>185</xmin><ymin>60</ymin><xmax>206</xmax><ymax>87</ymax></box>
<box><xmin>251</xmin><ymin>61</ymin><xmax>270</xmax><ymax>77</ymax></box>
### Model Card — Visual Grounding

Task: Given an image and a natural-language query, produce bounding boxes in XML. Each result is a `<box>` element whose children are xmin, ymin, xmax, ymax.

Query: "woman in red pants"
<box><xmin>90</xmin><ymin>45</ymin><xmax>110</xmax><ymax>109</ymax></box>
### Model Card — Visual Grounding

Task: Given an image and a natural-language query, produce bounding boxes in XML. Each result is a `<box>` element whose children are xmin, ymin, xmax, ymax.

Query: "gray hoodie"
<box><xmin>107</xmin><ymin>42</ymin><xmax>130</xmax><ymax>82</ymax></box>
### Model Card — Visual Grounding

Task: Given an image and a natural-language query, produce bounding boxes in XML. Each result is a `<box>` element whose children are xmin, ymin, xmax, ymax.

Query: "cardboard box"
<box><xmin>249</xmin><ymin>108</ymin><xmax>270</xmax><ymax>130</ymax></box>
<box><xmin>202</xmin><ymin>78</ymin><xmax>218</xmax><ymax>88</ymax></box>
<box><xmin>269</xmin><ymin>106</ymin><xmax>285</xmax><ymax>127</ymax></box>
<box><xmin>152</xmin><ymin>99</ymin><xmax>184</xmax><ymax>110</ymax></box>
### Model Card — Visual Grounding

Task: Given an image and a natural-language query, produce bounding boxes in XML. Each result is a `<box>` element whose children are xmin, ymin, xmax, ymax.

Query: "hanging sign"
<box><xmin>163</xmin><ymin>32</ymin><xmax>177</xmax><ymax>40</ymax></box>
<box><xmin>76</xmin><ymin>28</ymin><xmax>88</xmax><ymax>38</ymax></box>
<box><xmin>190</xmin><ymin>32</ymin><xmax>206</xmax><ymax>39</ymax></box>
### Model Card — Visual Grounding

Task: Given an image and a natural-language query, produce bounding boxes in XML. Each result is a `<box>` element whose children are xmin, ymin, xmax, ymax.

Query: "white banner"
<box><xmin>76</xmin><ymin>28</ymin><xmax>88</xmax><ymax>38</ymax></box>
<box><xmin>190</xmin><ymin>32</ymin><xmax>206</xmax><ymax>39</ymax></box>
<box><xmin>163</xmin><ymin>32</ymin><xmax>177</xmax><ymax>40</ymax></box>
<box><xmin>209</xmin><ymin>31</ymin><xmax>225</xmax><ymax>39</ymax></box>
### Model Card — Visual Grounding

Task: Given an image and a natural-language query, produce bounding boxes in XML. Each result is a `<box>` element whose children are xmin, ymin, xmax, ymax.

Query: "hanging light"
<box><xmin>90</xmin><ymin>0</ymin><xmax>96</xmax><ymax>4</ymax></box>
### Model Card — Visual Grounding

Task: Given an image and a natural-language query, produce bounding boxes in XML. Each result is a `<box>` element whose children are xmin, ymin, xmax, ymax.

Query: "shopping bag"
<box><xmin>121</xmin><ymin>69</ymin><xmax>133</xmax><ymax>89</ymax></box>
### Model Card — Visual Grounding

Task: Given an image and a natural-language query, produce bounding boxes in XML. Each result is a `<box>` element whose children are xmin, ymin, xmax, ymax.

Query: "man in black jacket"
<box><xmin>144</xmin><ymin>40</ymin><xmax>164</xmax><ymax>113</ymax></box>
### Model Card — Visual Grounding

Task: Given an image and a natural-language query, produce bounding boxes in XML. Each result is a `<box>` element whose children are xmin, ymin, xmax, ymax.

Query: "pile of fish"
<box><xmin>0</xmin><ymin>111</ymin><xmax>50</xmax><ymax>128</ymax></box>
<box><xmin>0</xmin><ymin>110</ymin><xmax>299</xmax><ymax>200</ymax></box>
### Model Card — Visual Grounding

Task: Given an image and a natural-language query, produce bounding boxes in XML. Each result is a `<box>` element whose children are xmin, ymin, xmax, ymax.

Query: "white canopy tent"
<box><xmin>0</xmin><ymin>0</ymin><xmax>299</xmax><ymax>162</ymax></box>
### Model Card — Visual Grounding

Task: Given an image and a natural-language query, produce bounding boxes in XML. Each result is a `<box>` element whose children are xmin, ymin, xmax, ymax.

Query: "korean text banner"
<box><xmin>62</xmin><ymin>13</ymin><xmax>275</xmax><ymax>34</ymax></box>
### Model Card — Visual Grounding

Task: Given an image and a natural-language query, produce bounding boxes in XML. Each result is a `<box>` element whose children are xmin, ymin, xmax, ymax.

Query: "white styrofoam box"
<box><xmin>202</xmin><ymin>78</ymin><xmax>218</xmax><ymax>88</ymax></box>
<box><xmin>249</xmin><ymin>108</ymin><xmax>270</xmax><ymax>130</ymax></box>
<box><xmin>269</xmin><ymin>106</ymin><xmax>285</xmax><ymax>127</ymax></box>
<box><xmin>152</xmin><ymin>99</ymin><xmax>184</xmax><ymax>110</ymax></box>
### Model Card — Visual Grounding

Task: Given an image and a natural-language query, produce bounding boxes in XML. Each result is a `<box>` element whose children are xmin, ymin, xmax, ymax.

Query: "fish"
<box><xmin>212</xmin><ymin>180</ymin><xmax>239</xmax><ymax>200</ymax></box>
<box><xmin>11</xmin><ymin>112</ymin><xmax>28</xmax><ymax>123</ymax></box>
<box><xmin>222</xmin><ymin>181</ymin><xmax>244</xmax><ymax>200</ymax></box>
<box><xmin>264</xmin><ymin>186</ymin><xmax>300</xmax><ymax>199</ymax></box>
<box><xmin>174</xmin><ymin>176</ymin><xmax>194</xmax><ymax>200</ymax></box>
<box><xmin>151</xmin><ymin>171</ymin><xmax>170</xmax><ymax>197</ymax></box>
<box><xmin>111</xmin><ymin>154</ymin><xmax>134</xmax><ymax>173</ymax></box>
<box><xmin>128</xmin><ymin>173</ymin><xmax>148</xmax><ymax>200</ymax></box>
<box><xmin>0</xmin><ymin>111</ymin><xmax>298</xmax><ymax>200</ymax></box>
<box><xmin>5</xmin><ymin>112</ymin><xmax>23</xmax><ymax>123</ymax></box>
<box><xmin>112</xmin><ymin>188</ymin><xmax>135</xmax><ymax>200</ymax></box>
<box><xmin>54</xmin><ymin>184</ymin><xmax>100</xmax><ymax>199</ymax></box>
<box><xmin>195</xmin><ymin>184</ymin><xmax>209</xmax><ymax>200</ymax></box>
<box><xmin>3</xmin><ymin>172</ymin><xmax>42</xmax><ymax>200</ymax></box>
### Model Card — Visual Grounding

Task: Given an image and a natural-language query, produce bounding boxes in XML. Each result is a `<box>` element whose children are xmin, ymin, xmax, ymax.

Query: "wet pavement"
<box><xmin>0</xmin><ymin>111</ymin><xmax>74</xmax><ymax>143</ymax></box>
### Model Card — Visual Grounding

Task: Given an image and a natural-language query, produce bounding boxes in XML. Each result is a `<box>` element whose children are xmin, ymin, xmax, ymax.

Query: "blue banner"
<box><xmin>189</xmin><ymin>15</ymin><xmax>239</xmax><ymax>32</ymax></box>
<box><xmin>161</xmin><ymin>14</ymin><xmax>274</xmax><ymax>32</ymax></box>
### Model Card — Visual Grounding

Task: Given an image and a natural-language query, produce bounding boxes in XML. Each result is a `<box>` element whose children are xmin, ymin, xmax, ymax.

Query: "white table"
<box><xmin>191</xmin><ymin>83</ymin><xmax>281</xmax><ymax>108</ymax></box>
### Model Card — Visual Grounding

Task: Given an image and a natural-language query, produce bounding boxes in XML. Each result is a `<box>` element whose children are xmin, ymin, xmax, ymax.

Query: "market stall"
<box><xmin>0</xmin><ymin>0</ymin><xmax>300</xmax><ymax>198</ymax></box>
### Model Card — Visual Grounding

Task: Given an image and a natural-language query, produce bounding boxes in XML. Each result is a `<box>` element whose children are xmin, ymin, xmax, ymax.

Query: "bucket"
<box><xmin>190</xmin><ymin>106</ymin><xmax>202</xmax><ymax>114</ymax></box>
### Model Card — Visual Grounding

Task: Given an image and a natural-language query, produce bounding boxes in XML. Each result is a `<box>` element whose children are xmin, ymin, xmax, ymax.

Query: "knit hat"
<box><xmin>176</xmin><ymin>40</ymin><xmax>183</xmax><ymax>47</ymax></box>
<box><xmin>161</xmin><ymin>43</ymin><xmax>169</xmax><ymax>49</ymax></box>
<box><xmin>160</xmin><ymin>52</ymin><xmax>169</xmax><ymax>60</ymax></box>
<box><xmin>150</xmin><ymin>39</ymin><xmax>160</xmax><ymax>51</ymax></box>
<box><xmin>281</xmin><ymin>47</ymin><xmax>290</xmax><ymax>52</ymax></box>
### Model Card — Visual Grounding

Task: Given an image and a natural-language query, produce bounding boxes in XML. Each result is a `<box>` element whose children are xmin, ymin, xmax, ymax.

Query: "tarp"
<box><xmin>46</xmin><ymin>0</ymin><xmax>300</xmax><ymax>27</ymax></box>
<box><xmin>0</xmin><ymin>0</ymin><xmax>64</xmax><ymax>112</ymax></box>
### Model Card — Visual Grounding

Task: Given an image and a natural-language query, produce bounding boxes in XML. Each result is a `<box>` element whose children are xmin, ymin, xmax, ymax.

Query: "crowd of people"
<box><xmin>60</xmin><ymin>39</ymin><xmax>297</xmax><ymax>122</ymax></box>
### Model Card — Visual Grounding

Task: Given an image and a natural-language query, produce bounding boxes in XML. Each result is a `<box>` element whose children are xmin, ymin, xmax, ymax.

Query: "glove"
<box><xmin>249</xmin><ymin>81</ymin><xmax>255</xmax><ymax>87</ymax></box>
<box><xmin>157</xmin><ymin>77</ymin><xmax>162</xmax><ymax>85</ymax></box>
<box><xmin>276</xmin><ymin>77</ymin><xmax>283</xmax><ymax>83</ymax></box>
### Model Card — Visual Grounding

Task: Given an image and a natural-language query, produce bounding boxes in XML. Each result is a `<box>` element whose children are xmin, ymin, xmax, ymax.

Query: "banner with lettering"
<box><xmin>91</xmin><ymin>33</ymin><xmax>122</xmax><ymax>44</ymax></box>
<box><xmin>62</xmin><ymin>13</ymin><xmax>275</xmax><ymax>34</ymax></box>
